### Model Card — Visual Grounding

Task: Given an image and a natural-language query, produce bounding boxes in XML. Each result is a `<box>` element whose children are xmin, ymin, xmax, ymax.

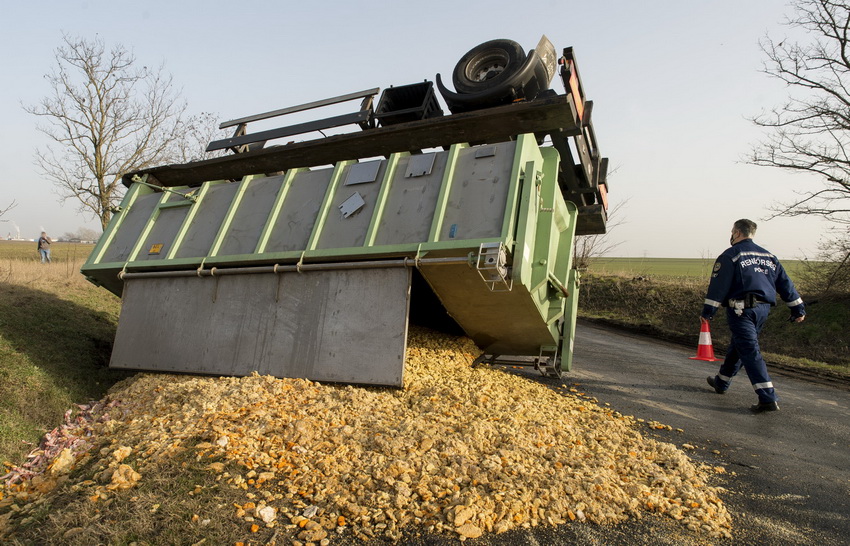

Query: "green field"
<box><xmin>0</xmin><ymin>239</ymin><xmax>94</xmax><ymax>265</ymax></box>
<box><xmin>589</xmin><ymin>257</ymin><xmax>809</xmax><ymax>279</ymax></box>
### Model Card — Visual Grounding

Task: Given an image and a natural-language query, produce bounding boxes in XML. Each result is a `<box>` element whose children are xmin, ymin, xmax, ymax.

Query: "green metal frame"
<box><xmin>126</xmin><ymin>191</ymin><xmax>173</xmax><ymax>262</ymax></box>
<box><xmin>167</xmin><ymin>180</ymin><xmax>230</xmax><ymax>260</ymax></box>
<box><xmin>306</xmin><ymin>161</ymin><xmax>354</xmax><ymax>251</ymax></box>
<box><xmin>85</xmin><ymin>143</ymin><xmax>512</xmax><ymax>275</ymax></box>
<box><xmin>80</xmin><ymin>131</ymin><xmax>584</xmax><ymax>375</ymax></box>
<box><xmin>255</xmin><ymin>169</ymin><xmax>302</xmax><ymax>254</ymax></box>
<box><xmin>364</xmin><ymin>153</ymin><xmax>404</xmax><ymax>246</ymax></box>
<box><xmin>83</xmin><ymin>133</ymin><xmax>578</xmax><ymax>334</ymax></box>
<box><xmin>427</xmin><ymin>143</ymin><xmax>466</xmax><ymax>242</ymax></box>
<box><xmin>83</xmin><ymin>182</ymin><xmax>150</xmax><ymax>268</ymax></box>
<box><xmin>208</xmin><ymin>175</ymin><xmax>259</xmax><ymax>257</ymax></box>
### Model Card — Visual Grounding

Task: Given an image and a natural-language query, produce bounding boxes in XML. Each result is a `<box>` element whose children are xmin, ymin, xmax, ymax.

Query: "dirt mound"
<box><xmin>1</xmin><ymin>327</ymin><xmax>731</xmax><ymax>542</ymax></box>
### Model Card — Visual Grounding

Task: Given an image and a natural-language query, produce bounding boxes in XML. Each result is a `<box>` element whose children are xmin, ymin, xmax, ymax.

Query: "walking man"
<box><xmin>38</xmin><ymin>231</ymin><xmax>52</xmax><ymax>263</ymax></box>
<box><xmin>701</xmin><ymin>219</ymin><xmax>806</xmax><ymax>413</ymax></box>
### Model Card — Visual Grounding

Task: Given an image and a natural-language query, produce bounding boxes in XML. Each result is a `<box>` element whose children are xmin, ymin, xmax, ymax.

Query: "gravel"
<box><xmin>1</xmin><ymin>326</ymin><xmax>732</xmax><ymax>542</ymax></box>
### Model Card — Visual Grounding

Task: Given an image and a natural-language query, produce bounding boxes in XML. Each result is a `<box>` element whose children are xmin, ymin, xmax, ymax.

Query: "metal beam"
<box><xmin>123</xmin><ymin>95</ymin><xmax>580</xmax><ymax>188</ymax></box>
<box><xmin>207</xmin><ymin>110</ymin><xmax>373</xmax><ymax>152</ymax></box>
<box><xmin>219</xmin><ymin>88</ymin><xmax>380</xmax><ymax>129</ymax></box>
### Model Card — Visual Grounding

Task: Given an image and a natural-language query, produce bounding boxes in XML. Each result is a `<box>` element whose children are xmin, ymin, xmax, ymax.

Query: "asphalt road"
<box><xmin>555</xmin><ymin>321</ymin><xmax>850</xmax><ymax>545</ymax></box>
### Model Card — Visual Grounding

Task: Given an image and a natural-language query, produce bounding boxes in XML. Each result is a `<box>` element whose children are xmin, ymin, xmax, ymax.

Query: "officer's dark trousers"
<box><xmin>713</xmin><ymin>304</ymin><xmax>777</xmax><ymax>403</ymax></box>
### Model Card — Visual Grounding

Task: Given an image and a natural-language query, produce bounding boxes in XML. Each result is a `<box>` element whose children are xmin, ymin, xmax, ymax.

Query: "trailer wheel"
<box><xmin>452</xmin><ymin>39</ymin><xmax>526</xmax><ymax>94</ymax></box>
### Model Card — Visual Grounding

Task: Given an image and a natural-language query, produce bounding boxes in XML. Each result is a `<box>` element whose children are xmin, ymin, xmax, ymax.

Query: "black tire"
<box><xmin>452</xmin><ymin>39</ymin><xmax>526</xmax><ymax>94</ymax></box>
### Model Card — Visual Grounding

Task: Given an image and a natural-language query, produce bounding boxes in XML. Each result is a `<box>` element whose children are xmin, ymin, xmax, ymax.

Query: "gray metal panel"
<box><xmin>110</xmin><ymin>268</ymin><xmax>411</xmax><ymax>386</ymax></box>
<box><xmin>474</xmin><ymin>146</ymin><xmax>497</xmax><ymax>158</ymax></box>
<box><xmin>316</xmin><ymin>161</ymin><xmax>388</xmax><ymax>249</ymax></box>
<box><xmin>440</xmin><ymin>141</ymin><xmax>516</xmax><ymax>241</ymax></box>
<box><xmin>265</xmin><ymin>168</ymin><xmax>334</xmax><ymax>252</ymax></box>
<box><xmin>374</xmin><ymin>152</ymin><xmax>449</xmax><ymax>246</ymax></box>
<box><xmin>174</xmin><ymin>183</ymin><xmax>240</xmax><ymax>258</ymax></box>
<box><xmin>100</xmin><ymin>193</ymin><xmax>160</xmax><ymax>263</ymax></box>
<box><xmin>219</xmin><ymin>175</ymin><xmax>284</xmax><ymax>256</ymax></box>
<box><xmin>344</xmin><ymin>160</ymin><xmax>381</xmax><ymax>186</ymax></box>
<box><xmin>338</xmin><ymin>192</ymin><xmax>366</xmax><ymax>218</ymax></box>
<box><xmin>136</xmin><ymin>205</ymin><xmax>191</xmax><ymax>261</ymax></box>
<box><xmin>405</xmin><ymin>153</ymin><xmax>437</xmax><ymax>177</ymax></box>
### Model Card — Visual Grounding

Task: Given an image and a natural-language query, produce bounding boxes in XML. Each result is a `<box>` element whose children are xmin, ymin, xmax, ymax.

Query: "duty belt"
<box><xmin>728</xmin><ymin>294</ymin><xmax>770</xmax><ymax>315</ymax></box>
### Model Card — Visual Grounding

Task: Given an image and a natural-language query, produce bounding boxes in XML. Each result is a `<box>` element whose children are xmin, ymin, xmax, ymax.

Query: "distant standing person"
<box><xmin>38</xmin><ymin>232</ymin><xmax>52</xmax><ymax>263</ymax></box>
<box><xmin>701</xmin><ymin>219</ymin><xmax>806</xmax><ymax>413</ymax></box>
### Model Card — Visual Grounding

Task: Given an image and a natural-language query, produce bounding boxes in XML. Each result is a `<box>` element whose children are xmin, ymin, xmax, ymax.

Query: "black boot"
<box><xmin>750</xmin><ymin>401</ymin><xmax>780</xmax><ymax>413</ymax></box>
<box><xmin>706</xmin><ymin>376</ymin><xmax>726</xmax><ymax>394</ymax></box>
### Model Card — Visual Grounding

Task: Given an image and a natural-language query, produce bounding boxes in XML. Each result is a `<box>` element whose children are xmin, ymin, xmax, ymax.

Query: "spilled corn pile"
<box><xmin>0</xmin><ymin>327</ymin><xmax>732</xmax><ymax>543</ymax></box>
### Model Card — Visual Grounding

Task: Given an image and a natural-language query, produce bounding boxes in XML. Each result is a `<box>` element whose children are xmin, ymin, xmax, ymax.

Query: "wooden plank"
<box><xmin>124</xmin><ymin>95</ymin><xmax>579</xmax><ymax>188</ymax></box>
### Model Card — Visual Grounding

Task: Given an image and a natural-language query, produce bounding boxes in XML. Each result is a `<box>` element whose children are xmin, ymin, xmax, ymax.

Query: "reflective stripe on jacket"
<box><xmin>701</xmin><ymin>239</ymin><xmax>805</xmax><ymax>319</ymax></box>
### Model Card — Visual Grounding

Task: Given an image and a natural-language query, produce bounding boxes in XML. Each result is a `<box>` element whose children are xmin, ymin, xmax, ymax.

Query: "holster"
<box><xmin>731</xmin><ymin>294</ymin><xmax>767</xmax><ymax>309</ymax></box>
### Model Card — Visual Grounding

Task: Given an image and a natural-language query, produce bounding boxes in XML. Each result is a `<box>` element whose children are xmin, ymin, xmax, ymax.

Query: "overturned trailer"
<box><xmin>81</xmin><ymin>37</ymin><xmax>610</xmax><ymax>387</ymax></box>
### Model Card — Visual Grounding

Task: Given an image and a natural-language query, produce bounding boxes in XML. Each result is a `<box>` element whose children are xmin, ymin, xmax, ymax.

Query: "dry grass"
<box><xmin>0</xmin><ymin>241</ymin><xmax>92</xmax><ymax>288</ymax></box>
<box><xmin>0</xmin><ymin>242</ymin><xmax>126</xmax><ymax>464</ymax></box>
<box><xmin>0</xmin><ymin>259</ymin><xmax>90</xmax><ymax>291</ymax></box>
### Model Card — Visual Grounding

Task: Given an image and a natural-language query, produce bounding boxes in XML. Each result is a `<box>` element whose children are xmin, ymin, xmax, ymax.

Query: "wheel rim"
<box><xmin>466</xmin><ymin>48</ymin><xmax>511</xmax><ymax>82</ymax></box>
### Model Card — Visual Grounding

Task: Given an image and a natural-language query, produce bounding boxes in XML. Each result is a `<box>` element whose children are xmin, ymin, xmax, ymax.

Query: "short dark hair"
<box><xmin>733</xmin><ymin>219</ymin><xmax>757</xmax><ymax>238</ymax></box>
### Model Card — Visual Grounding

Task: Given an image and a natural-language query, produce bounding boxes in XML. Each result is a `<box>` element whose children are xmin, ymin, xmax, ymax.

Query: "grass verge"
<box><xmin>578</xmin><ymin>273</ymin><xmax>850</xmax><ymax>374</ymax></box>
<box><xmin>0</xmin><ymin>243</ymin><xmax>129</xmax><ymax>465</ymax></box>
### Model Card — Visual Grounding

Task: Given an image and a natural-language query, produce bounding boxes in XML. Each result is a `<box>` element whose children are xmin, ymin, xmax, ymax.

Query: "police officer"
<box><xmin>701</xmin><ymin>219</ymin><xmax>806</xmax><ymax>413</ymax></box>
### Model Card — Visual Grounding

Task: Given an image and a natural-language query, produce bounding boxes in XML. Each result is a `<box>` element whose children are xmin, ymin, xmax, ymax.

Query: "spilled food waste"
<box><xmin>0</xmin><ymin>327</ymin><xmax>732</xmax><ymax>543</ymax></box>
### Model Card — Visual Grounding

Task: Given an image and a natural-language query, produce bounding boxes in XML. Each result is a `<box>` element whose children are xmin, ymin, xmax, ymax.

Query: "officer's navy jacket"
<box><xmin>701</xmin><ymin>238</ymin><xmax>805</xmax><ymax>320</ymax></box>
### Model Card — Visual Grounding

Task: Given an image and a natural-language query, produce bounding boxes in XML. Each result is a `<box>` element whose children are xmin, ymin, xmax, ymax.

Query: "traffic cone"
<box><xmin>689</xmin><ymin>321</ymin><xmax>719</xmax><ymax>361</ymax></box>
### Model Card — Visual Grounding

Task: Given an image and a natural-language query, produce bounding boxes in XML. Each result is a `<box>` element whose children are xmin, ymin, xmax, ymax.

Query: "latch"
<box><xmin>535</xmin><ymin>172</ymin><xmax>553</xmax><ymax>212</ymax></box>
<box><xmin>474</xmin><ymin>242</ymin><xmax>512</xmax><ymax>292</ymax></box>
<box><xmin>130</xmin><ymin>174</ymin><xmax>198</xmax><ymax>204</ymax></box>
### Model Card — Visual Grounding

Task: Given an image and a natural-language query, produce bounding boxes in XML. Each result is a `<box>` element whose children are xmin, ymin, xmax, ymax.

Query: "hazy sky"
<box><xmin>0</xmin><ymin>0</ymin><xmax>832</xmax><ymax>258</ymax></box>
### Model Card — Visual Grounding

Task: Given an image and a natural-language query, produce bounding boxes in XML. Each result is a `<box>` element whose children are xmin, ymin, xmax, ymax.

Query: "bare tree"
<box><xmin>25</xmin><ymin>35</ymin><xmax>192</xmax><ymax>231</ymax></box>
<box><xmin>62</xmin><ymin>226</ymin><xmax>100</xmax><ymax>242</ymax></box>
<box><xmin>799</xmin><ymin>227</ymin><xmax>850</xmax><ymax>293</ymax></box>
<box><xmin>749</xmin><ymin>0</ymin><xmax>850</xmax><ymax>225</ymax></box>
<box><xmin>173</xmin><ymin>111</ymin><xmax>230</xmax><ymax>163</ymax></box>
<box><xmin>0</xmin><ymin>200</ymin><xmax>16</xmax><ymax>218</ymax></box>
<box><xmin>0</xmin><ymin>200</ymin><xmax>18</xmax><ymax>240</ymax></box>
<box><xmin>573</xmin><ymin>199</ymin><xmax>628</xmax><ymax>271</ymax></box>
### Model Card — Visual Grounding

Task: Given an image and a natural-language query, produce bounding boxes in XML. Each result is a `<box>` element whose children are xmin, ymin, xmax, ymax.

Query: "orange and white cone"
<box><xmin>689</xmin><ymin>321</ymin><xmax>719</xmax><ymax>361</ymax></box>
